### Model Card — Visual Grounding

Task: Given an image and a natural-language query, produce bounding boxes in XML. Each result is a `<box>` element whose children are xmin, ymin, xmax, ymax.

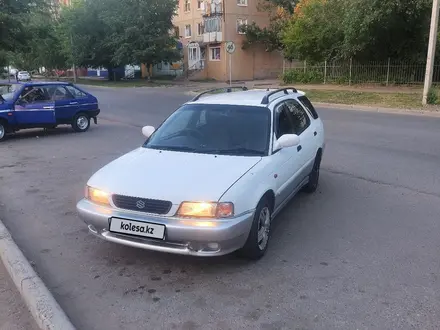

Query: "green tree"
<box><xmin>58</xmin><ymin>0</ymin><xmax>180</xmax><ymax>80</ymax></box>
<box><xmin>340</xmin><ymin>0</ymin><xmax>431</xmax><ymax>61</ymax></box>
<box><xmin>240</xmin><ymin>0</ymin><xmax>296</xmax><ymax>52</ymax></box>
<box><xmin>282</xmin><ymin>0</ymin><xmax>344</xmax><ymax>62</ymax></box>
<box><xmin>108</xmin><ymin>0</ymin><xmax>181</xmax><ymax>80</ymax></box>
<box><xmin>282</xmin><ymin>0</ymin><xmax>433</xmax><ymax>62</ymax></box>
<box><xmin>58</xmin><ymin>0</ymin><xmax>121</xmax><ymax>80</ymax></box>
<box><xmin>11</xmin><ymin>12</ymin><xmax>69</xmax><ymax>73</ymax></box>
<box><xmin>0</xmin><ymin>0</ymin><xmax>49</xmax><ymax>68</ymax></box>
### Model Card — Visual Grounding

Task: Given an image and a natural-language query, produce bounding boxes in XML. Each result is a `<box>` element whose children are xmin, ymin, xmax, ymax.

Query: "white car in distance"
<box><xmin>17</xmin><ymin>71</ymin><xmax>31</xmax><ymax>81</ymax></box>
<box><xmin>76</xmin><ymin>87</ymin><xmax>325</xmax><ymax>260</ymax></box>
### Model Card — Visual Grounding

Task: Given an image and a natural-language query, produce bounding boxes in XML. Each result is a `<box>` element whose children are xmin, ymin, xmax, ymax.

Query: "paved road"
<box><xmin>0</xmin><ymin>86</ymin><xmax>439</xmax><ymax>330</ymax></box>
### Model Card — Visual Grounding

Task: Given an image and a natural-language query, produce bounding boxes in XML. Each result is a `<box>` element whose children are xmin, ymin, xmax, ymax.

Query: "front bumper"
<box><xmin>76</xmin><ymin>199</ymin><xmax>254</xmax><ymax>256</ymax></box>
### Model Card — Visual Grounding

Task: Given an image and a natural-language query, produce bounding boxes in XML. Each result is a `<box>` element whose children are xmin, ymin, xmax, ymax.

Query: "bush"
<box><xmin>282</xmin><ymin>69</ymin><xmax>324</xmax><ymax>84</ymax></box>
<box><xmin>427</xmin><ymin>88</ymin><xmax>438</xmax><ymax>105</ymax></box>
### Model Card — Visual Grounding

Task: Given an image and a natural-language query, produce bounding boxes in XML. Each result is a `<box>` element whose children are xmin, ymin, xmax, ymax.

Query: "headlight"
<box><xmin>176</xmin><ymin>202</ymin><xmax>234</xmax><ymax>218</ymax></box>
<box><xmin>86</xmin><ymin>186</ymin><xmax>111</xmax><ymax>206</ymax></box>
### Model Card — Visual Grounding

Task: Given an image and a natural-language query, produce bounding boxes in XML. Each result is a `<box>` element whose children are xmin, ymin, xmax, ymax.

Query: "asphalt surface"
<box><xmin>0</xmin><ymin>86</ymin><xmax>439</xmax><ymax>330</ymax></box>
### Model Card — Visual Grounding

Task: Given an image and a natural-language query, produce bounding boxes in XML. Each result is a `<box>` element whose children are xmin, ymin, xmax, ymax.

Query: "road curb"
<box><xmin>314</xmin><ymin>102</ymin><xmax>440</xmax><ymax>117</ymax></box>
<box><xmin>0</xmin><ymin>220</ymin><xmax>76</xmax><ymax>330</ymax></box>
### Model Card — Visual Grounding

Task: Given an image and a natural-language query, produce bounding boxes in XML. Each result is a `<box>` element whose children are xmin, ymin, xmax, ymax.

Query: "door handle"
<box><xmin>297</xmin><ymin>145</ymin><xmax>302</xmax><ymax>152</ymax></box>
<box><xmin>43</xmin><ymin>106</ymin><xmax>54</xmax><ymax>109</ymax></box>
<box><xmin>69</xmin><ymin>102</ymin><xmax>78</xmax><ymax>105</ymax></box>
<box><xmin>314</xmin><ymin>131</ymin><xmax>317</xmax><ymax>136</ymax></box>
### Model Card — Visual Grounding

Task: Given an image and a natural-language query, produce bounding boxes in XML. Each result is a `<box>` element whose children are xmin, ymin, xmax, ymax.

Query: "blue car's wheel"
<box><xmin>72</xmin><ymin>113</ymin><xmax>90</xmax><ymax>132</ymax></box>
<box><xmin>0</xmin><ymin>121</ymin><xmax>7</xmax><ymax>142</ymax></box>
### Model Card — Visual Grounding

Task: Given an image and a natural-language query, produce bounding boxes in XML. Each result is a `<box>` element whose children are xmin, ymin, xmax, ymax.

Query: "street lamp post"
<box><xmin>422</xmin><ymin>0</ymin><xmax>440</xmax><ymax>105</ymax></box>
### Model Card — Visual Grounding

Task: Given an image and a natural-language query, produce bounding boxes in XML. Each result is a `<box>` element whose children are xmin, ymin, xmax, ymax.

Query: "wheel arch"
<box><xmin>260</xmin><ymin>190</ymin><xmax>275</xmax><ymax>213</ymax></box>
<box><xmin>0</xmin><ymin>116</ymin><xmax>10</xmax><ymax>131</ymax></box>
<box><xmin>316</xmin><ymin>147</ymin><xmax>323</xmax><ymax>160</ymax></box>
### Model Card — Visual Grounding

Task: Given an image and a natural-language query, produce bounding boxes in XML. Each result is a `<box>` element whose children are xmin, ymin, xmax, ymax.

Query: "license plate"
<box><xmin>109</xmin><ymin>218</ymin><xmax>165</xmax><ymax>239</ymax></box>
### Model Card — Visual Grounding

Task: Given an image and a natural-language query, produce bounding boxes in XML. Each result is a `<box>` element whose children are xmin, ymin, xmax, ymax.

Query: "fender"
<box><xmin>0</xmin><ymin>103</ymin><xmax>14</xmax><ymax>125</ymax></box>
<box><xmin>219</xmin><ymin>158</ymin><xmax>279</xmax><ymax>215</ymax></box>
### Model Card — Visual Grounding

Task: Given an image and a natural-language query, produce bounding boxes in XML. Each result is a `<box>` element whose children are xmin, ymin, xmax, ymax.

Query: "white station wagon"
<box><xmin>76</xmin><ymin>87</ymin><xmax>325</xmax><ymax>259</ymax></box>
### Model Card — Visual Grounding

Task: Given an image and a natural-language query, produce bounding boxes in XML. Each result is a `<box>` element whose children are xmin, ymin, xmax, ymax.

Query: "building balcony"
<box><xmin>203</xmin><ymin>31</ymin><xmax>223</xmax><ymax>43</ymax></box>
<box><xmin>202</xmin><ymin>1</ymin><xmax>223</xmax><ymax>16</ymax></box>
<box><xmin>194</xmin><ymin>35</ymin><xmax>204</xmax><ymax>43</ymax></box>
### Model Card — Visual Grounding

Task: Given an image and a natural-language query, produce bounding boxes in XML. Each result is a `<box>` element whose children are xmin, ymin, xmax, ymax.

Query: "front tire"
<box><xmin>238</xmin><ymin>197</ymin><xmax>272</xmax><ymax>260</ymax></box>
<box><xmin>72</xmin><ymin>114</ymin><xmax>90</xmax><ymax>132</ymax></box>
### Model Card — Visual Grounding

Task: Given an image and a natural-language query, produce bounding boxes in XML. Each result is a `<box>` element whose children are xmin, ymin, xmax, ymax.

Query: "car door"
<box><xmin>271</xmin><ymin>101</ymin><xmax>304</xmax><ymax>209</ymax></box>
<box><xmin>298</xmin><ymin>95</ymin><xmax>324</xmax><ymax>151</ymax></box>
<box><xmin>14</xmin><ymin>86</ymin><xmax>56</xmax><ymax>125</ymax></box>
<box><xmin>65</xmin><ymin>85</ymin><xmax>97</xmax><ymax>112</ymax></box>
<box><xmin>284</xmin><ymin>99</ymin><xmax>315</xmax><ymax>179</ymax></box>
<box><xmin>49</xmin><ymin>85</ymin><xmax>79</xmax><ymax>123</ymax></box>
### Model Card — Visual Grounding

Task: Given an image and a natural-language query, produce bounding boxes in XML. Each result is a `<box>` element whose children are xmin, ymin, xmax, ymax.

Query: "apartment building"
<box><xmin>172</xmin><ymin>0</ymin><xmax>284</xmax><ymax>81</ymax></box>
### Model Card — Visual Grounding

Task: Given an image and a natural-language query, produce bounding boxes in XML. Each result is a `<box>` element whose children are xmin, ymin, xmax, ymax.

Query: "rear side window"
<box><xmin>65</xmin><ymin>85</ymin><xmax>87</xmax><ymax>98</ymax></box>
<box><xmin>298</xmin><ymin>96</ymin><xmax>319</xmax><ymax>119</ymax></box>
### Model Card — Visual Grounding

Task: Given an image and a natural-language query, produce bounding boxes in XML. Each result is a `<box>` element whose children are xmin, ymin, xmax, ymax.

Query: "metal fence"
<box><xmin>281</xmin><ymin>59</ymin><xmax>437</xmax><ymax>85</ymax></box>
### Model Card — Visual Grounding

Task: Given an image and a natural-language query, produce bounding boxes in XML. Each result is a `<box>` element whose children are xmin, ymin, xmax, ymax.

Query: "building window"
<box><xmin>185</xmin><ymin>24</ymin><xmax>192</xmax><ymax>38</ymax></box>
<box><xmin>184</xmin><ymin>0</ymin><xmax>191</xmax><ymax>12</ymax></box>
<box><xmin>210</xmin><ymin>47</ymin><xmax>221</xmax><ymax>61</ymax></box>
<box><xmin>189</xmin><ymin>47</ymin><xmax>198</xmax><ymax>61</ymax></box>
<box><xmin>174</xmin><ymin>26</ymin><xmax>180</xmax><ymax>38</ymax></box>
<box><xmin>237</xmin><ymin>0</ymin><xmax>248</xmax><ymax>6</ymax></box>
<box><xmin>197</xmin><ymin>0</ymin><xmax>204</xmax><ymax>10</ymax></box>
<box><xmin>237</xmin><ymin>19</ymin><xmax>247</xmax><ymax>34</ymax></box>
<box><xmin>204</xmin><ymin>17</ymin><xmax>221</xmax><ymax>32</ymax></box>
<box><xmin>197</xmin><ymin>23</ymin><xmax>204</xmax><ymax>35</ymax></box>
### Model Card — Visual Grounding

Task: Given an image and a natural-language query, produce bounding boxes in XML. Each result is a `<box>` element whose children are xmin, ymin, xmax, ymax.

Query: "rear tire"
<box><xmin>237</xmin><ymin>197</ymin><xmax>272</xmax><ymax>260</ymax></box>
<box><xmin>303</xmin><ymin>151</ymin><xmax>322</xmax><ymax>193</ymax></box>
<box><xmin>0</xmin><ymin>121</ymin><xmax>8</xmax><ymax>142</ymax></box>
<box><xmin>72</xmin><ymin>114</ymin><xmax>90</xmax><ymax>132</ymax></box>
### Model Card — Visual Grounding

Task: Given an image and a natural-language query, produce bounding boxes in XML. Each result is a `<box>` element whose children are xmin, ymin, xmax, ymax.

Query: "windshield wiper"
<box><xmin>146</xmin><ymin>145</ymin><xmax>198</xmax><ymax>152</ymax></box>
<box><xmin>203</xmin><ymin>147</ymin><xmax>265</xmax><ymax>156</ymax></box>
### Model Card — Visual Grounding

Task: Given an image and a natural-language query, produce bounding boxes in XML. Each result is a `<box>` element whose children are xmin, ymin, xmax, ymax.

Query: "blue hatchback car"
<box><xmin>0</xmin><ymin>81</ymin><xmax>100</xmax><ymax>141</ymax></box>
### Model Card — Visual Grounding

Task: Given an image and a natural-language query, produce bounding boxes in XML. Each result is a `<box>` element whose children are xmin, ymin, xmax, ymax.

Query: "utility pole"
<box><xmin>422</xmin><ymin>0</ymin><xmax>440</xmax><ymax>105</ymax></box>
<box><xmin>70</xmin><ymin>33</ymin><xmax>77</xmax><ymax>83</ymax></box>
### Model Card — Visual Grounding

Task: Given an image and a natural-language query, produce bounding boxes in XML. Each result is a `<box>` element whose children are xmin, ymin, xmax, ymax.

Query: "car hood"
<box><xmin>87</xmin><ymin>147</ymin><xmax>262</xmax><ymax>204</ymax></box>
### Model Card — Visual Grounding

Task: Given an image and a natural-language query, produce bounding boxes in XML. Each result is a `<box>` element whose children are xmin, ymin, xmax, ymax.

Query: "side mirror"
<box><xmin>142</xmin><ymin>125</ymin><xmax>155</xmax><ymax>138</ymax></box>
<box><xmin>273</xmin><ymin>134</ymin><xmax>300</xmax><ymax>151</ymax></box>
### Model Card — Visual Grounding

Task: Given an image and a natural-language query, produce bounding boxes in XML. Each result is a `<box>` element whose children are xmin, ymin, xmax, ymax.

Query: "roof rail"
<box><xmin>260</xmin><ymin>87</ymin><xmax>298</xmax><ymax>105</ymax></box>
<box><xmin>190</xmin><ymin>86</ymin><xmax>248</xmax><ymax>102</ymax></box>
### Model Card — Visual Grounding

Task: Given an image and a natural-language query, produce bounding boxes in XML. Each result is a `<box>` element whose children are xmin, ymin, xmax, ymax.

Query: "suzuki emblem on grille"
<box><xmin>136</xmin><ymin>200</ymin><xmax>146</xmax><ymax>209</ymax></box>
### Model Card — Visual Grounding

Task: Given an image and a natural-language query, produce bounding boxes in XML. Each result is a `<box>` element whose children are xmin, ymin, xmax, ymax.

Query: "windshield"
<box><xmin>0</xmin><ymin>84</ymin><xmax>20</xmax><ymax>102</ymax></box>
<box><xmin>143</xmin><ymin>104</ymin><xmax>271</xmax><ymax>156</ymax></box>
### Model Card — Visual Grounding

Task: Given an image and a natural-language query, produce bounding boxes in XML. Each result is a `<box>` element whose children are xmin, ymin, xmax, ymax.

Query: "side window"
<box><xmin>284</xmin><ymin>99</ymin><xmax>311</xmax><ymax>135</ymax></box>
<box><xmin>65</xmin><ymin>86</ymin><xmax>87</xmax><ymax>99</ymax></box>
<box><xmin>49</xmin><ymin>86</ymin><xmax>73</xmax><ymax>100</ymax></box>
<box><xmin>274</xmin><ymin>103</ymin><xmax>296</xmax><ymax>139</ymax></box>
<box><xmin>298</xmin><ymin>95</ymin><xmax>319</xmax><ymax>119</ymax></box>
<box><xmin>19</xmin><ymin>87</ymin><xmax>51</xmax><ymax>104</ymax></box>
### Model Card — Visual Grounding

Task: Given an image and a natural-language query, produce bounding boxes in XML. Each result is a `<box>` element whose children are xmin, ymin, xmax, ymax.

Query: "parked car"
<box><xmin>0</xmin><ymin>82</ymin><xmax>100</xmax><ymax>141</ymax></box>
<box><xmin>76</xmin><ymin>87</ymin><xmax>325</xmax><ymax>260</ymax></box>
<box><xmin>17</xmin><ymin>71</ymin><xmax>31</xmax><ymax>81</ymax></box>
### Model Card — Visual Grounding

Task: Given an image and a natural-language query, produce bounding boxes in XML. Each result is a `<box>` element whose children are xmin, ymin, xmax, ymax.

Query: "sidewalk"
<box><xmin>0</xmin><ymin>262</ymin><xmax>38</xmax><ymax>330</ymax></box>
<box><xmin>186</xmin><ymin>79</ymin><xmax>422</xmax><ymax>94</ymax></box>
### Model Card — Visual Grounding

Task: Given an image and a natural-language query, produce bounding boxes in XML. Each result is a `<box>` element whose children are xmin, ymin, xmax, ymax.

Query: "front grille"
<box><xmin>112</xmin><ymin>194</ymin><xmax>172</xmax><ymax>215</ymax></box>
